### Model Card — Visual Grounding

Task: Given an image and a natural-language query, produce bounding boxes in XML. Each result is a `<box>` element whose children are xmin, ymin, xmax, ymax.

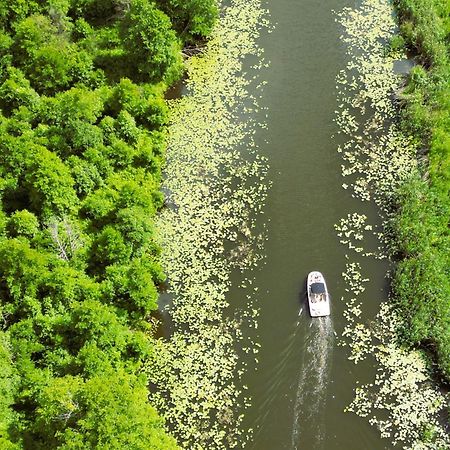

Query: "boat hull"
<box><xmin>307</xmin><ymin>271</ymin><xmax>331</xmax><ymax>317</ymax></box>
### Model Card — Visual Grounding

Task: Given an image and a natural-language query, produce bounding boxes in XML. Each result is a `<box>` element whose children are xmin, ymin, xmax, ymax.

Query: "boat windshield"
<box><xmin>311</xmin><ymin>282</ymin><xmax>325</xmax><ymax>294</ymax></box>
<box><xmin>310</xmin><ymin>282</ymin><xmax>326</xmax><ymax>303</ymax></box>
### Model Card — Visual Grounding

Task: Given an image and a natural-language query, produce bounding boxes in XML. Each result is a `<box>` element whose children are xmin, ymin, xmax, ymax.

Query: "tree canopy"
<box><xmin>0</xmin><ymin>0</ymin><xmax>217</xmax><ymax>447</ymax></box>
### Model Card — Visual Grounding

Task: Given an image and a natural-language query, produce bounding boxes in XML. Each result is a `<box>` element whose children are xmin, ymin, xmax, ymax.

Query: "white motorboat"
<box><xmin>307</xmin><ymin>271</ymin><xmax>330</xmax><ymax>317</ymax></box>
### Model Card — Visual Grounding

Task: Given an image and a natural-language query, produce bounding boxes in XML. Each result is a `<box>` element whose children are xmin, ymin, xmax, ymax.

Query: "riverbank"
<box><xmin>0</xmin><ymin>1</ymin><xmax>217</xmax><ymax>447</ymax></box>
<box><xmin>391</xmin><ymin>0</ymin><xmax>450</xmax><ymax>382</ymax></box>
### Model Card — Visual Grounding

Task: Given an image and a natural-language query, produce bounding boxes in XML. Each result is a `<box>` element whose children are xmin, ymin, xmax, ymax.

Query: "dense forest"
<box><xmin>0</xmin><ymin>0</ymin><xmax>217</xmax><ymax>448</ymax></box>
<box><xmin>392</xmin><ymin>0</ymin><xmax>450</xmax><ymax>380</ymax></box>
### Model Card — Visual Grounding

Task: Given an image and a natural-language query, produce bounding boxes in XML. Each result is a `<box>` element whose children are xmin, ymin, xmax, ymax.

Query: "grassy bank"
<box><xmin>0</xmin><ymin>0</ymin><xmax>216</xmax><ymax>448</ymax></box>
<box><xmin>392</xmin><ymin>0</ymin><xmax>450</xmax><ymax>380</ymax></box>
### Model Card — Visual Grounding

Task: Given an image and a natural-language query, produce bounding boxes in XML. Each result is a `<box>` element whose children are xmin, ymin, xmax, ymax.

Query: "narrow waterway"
<box><xmin>232</xmin><ymin>0</ymin><xmax>394</xmax><ymax>448</ymax></box>
<box><xmin>157</xmin><ymin>0</ymin><xmax>450</xmax><ymax>447</ymax></box>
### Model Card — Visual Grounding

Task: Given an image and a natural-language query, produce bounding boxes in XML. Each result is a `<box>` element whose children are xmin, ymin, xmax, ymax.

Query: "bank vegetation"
<box><xmin>392</xmin><ymin>0</ymin><xmax>450</xmax><ymax>381</ymax></box>
<box><xmin>0</xmin><ymin>0</ymin><xmax>217</xmax><ymax>448</ymax></box>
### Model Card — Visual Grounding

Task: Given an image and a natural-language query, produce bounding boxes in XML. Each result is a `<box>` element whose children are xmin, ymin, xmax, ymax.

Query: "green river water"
<box><xmin>157</xmin><ymin>0</ymin><xmax>418</xmax><ymax>448</ymax></box>
<box><xmin>233</xmin><ymin>0</ymin><xmax>394</xmax><ymax>448</ymax></box>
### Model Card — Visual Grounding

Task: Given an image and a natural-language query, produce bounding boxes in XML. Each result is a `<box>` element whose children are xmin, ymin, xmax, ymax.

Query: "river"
<box><xmin>231</xmin><ymin>0</ymin><xmax>393</xmax><ymax>448</ymax></box>
<box><xmin>156</xmin><ymin>0</ymin><xmax>448</xmax><ymax>448</ymax></box>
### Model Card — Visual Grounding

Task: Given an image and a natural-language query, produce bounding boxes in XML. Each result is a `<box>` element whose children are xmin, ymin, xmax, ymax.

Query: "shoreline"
<box><xmin>334</xmin><ymin>0</ymin><xmax>449</xmax><ymax>446</ymax></box>
<box><xmin>391</xmin><ymin>0</ymin><xmax>450</xmax><ymax>384</ymax></box>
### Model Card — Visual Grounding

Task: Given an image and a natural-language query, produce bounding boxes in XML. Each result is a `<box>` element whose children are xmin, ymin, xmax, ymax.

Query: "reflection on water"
<box><xmin>291</xmin><ymin>317</ymin><xmax>335</xmax><ymax>449</ymax></box>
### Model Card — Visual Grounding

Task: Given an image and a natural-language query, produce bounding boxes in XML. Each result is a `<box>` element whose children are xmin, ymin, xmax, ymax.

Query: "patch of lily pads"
<box><xmin>335</xmin><ymin>0</ymin><xmax>449</xmax><ymax>448</ymax></box>
<box><xmin>145</xmin><ymin>1</ymin><xmax>270</xmax><ymax>449</ymax></box>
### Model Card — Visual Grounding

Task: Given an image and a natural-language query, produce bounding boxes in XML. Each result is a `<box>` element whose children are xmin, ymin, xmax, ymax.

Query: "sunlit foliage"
<box><xmin>0</xmin><ymin>0</ymin><xmax>217</xmax><ymax>447</ymax></box>
<box><xmin>392</xmin><ymin>0</ymin><xmax>450</xmax><ymax>380</ymax></box>
<box><xmin>121</xmin><ymin>0</ymin><xmax>182</xmax><ymax>84</ymax></box>
<box><xmin>154</xmin><ymin>0</ymin><xmax>218</xmax><ymax>44</ymax></box>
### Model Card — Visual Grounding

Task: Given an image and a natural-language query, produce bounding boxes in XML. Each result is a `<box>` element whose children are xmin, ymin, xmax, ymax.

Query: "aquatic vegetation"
<box><xmin>335</xmin><ymin>0</ymin><xmax>449</xmax><ymax>448</ymax></box>
<box><xmin>340</xmin><ymin>264</ymin><xmax>449</xmax><ymax>448</ymax></box>
<box><xmin>342</xmin><ymin>262</ymin><xmax>369</xmax><ymax>296</ymax></box>
<box><xmin>339</xmin><ymin>263</ymin><xmax>371</xmax><ymax>363</ymax></box>
<box><xmin>334</xmin><ymin>213</ymin><xmax>384</xmax><ymax>258</ymax></box>
<box><xmin>347</xmin><ymin>303</ymin><xmax>449</xmax><ymax>448</ymax></box>
<box><xmin>335</xmin><ymin>0</ymin><xmax>417</xmax><ymax>207</ymax></box>
<box><xmin>146</xmin><ymin>1</ymin><xmax>270</xmax><ymax>448</ymax></box>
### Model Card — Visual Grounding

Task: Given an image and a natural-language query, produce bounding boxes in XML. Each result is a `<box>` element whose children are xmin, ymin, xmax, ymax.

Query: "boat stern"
<box><xmin>309</xmin><ymin>300</ymin><xmax>331</xmax><ymax>317</ymax></box>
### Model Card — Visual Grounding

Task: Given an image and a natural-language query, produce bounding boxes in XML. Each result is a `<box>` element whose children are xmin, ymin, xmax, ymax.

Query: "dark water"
<box><xmin>232</xmin><ymin>0</ymin><xmax>394</xmax><ymax>448</ymax></box>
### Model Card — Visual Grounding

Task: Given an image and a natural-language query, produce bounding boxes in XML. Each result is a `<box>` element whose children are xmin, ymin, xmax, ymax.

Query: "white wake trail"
<box><xmin>291</xmin><ymin>317</ymin><xmax>335</xmax><ymax>449</ymax></box>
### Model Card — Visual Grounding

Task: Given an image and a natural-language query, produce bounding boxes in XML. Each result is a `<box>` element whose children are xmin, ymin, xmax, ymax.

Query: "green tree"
<box><xmin>31</xmin><ymin>371</ymin><xmax>178</xmax><ymax>449</ymax></box>
<box><xmin>0</xmin><ymin>0</ymin><xmax>213</xmax><ymax>444</ymax></box>
<box><xmin>0</xmin><ymin>1</ymin><xmax>42</xmax><ymax>30</ymax></box>
<box><xmin>89</xmin><ymin>226</ymin><xmax>131</xmax><ymax>274</ymax></box>
<box><xmin>67</xmin><ymin>155</ymin><xmax>103</xmax><ymax>196</ymax></box>
<box><xmin>121</xmin><ymin>0</ymin><xmax>182</xmax><ymax>83</ymax></box>
<box><xmin>25</xmin><ymin>146</ymin><xmax>78</xmax><ymax>218</ymax></box>
<box><xmin>154</xmin><ymin>0</ymin><xmax>218</xmax><ymax>43</ymax></box>
<box><xmin>0</xmin><ymin>239</ymin><xmax>49</xmax><ymax>318</ymax></box>
<box><xmin>0</xmin><ymin>67</ymin><xmax>40</xmax><ymax>116</ymax></box>
<box><xmin>0</xmin><ymin>332</ymin><xmax>20</xmax><ymax>449</ymax></box>
<box><xmin>6</xmin><ymin>210</ymin><xmax>39</xmax><ymax>239</ymax></box>
<box><xmin>105</xmin><ymin>255</ymin><xmax>162</xmax><ymax>317</ymax></box>
<box><xmin>70</xmin><ymin>0</ymin><xmax>129</xmax><ymax>24</ymax></box>
<box><xmin>12</xmin><ymin>15</ymin><xmax>95</xmax><ymax>94</ymax></box>
<box><xmin>105</xmin><ymin>78</ymin><xmax>168</xmax><ymax>128</ymax></box>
